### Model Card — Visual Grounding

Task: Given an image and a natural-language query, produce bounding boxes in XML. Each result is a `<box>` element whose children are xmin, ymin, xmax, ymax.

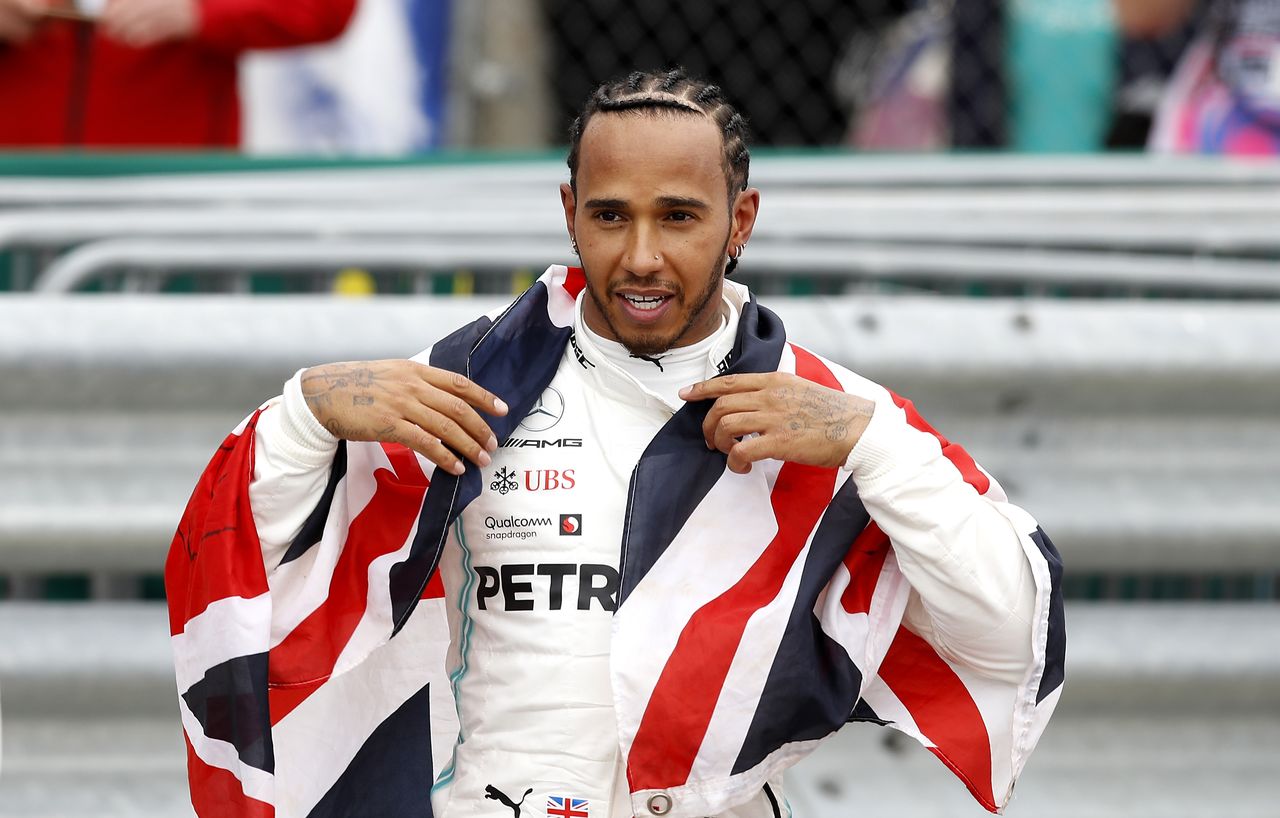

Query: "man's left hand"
<box><xmin>100</xmin><ymin>0</ymin><xmax>196</xmax><ymax>48</ymax></box>
<box><xmin>680</xmin><ymin>373</ymin><xmax>875</xmax><ymax>474</ymax></box>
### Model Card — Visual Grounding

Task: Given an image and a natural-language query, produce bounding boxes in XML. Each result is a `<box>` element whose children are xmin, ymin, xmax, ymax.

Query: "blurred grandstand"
<box><xmin>1</xmin><ymin>1</ymin><xmax>1279</xmax><ymax>817</ymax></box>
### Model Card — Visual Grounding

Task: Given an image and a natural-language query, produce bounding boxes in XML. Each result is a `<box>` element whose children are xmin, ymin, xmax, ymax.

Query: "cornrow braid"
<box><xmin>566</xmin><ymin>67</ymin><xmax>752</xmax><ymax>201</ymax></box>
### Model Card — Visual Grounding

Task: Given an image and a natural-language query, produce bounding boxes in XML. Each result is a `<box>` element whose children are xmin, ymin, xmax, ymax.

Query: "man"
<box><xmin>167</xmin><ymin>69</ymin><xmax>1065</xmax><ymax>818</ymax></box>
<box><xmin>0</xmin><ymin>0</ymin><xmax>353</xmax><ymax>146</ymax></box>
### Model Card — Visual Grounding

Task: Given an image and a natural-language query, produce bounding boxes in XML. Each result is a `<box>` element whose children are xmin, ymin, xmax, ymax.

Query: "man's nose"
<box><xmin>623</xmin><ymin>226</ymin><xmax>664</xmax><ymax>276</ymax></box>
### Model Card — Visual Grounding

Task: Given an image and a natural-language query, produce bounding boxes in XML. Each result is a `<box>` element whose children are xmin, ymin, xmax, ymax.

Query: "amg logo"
<box><xmin>475</xmin><ymin>563</ymin><xmax>620</xmax><ymax>612</ymax></box>
<box><xmin>501</xmin><ymin>438</ymin><xmax>584</xmax><ymax>448</ymax></box>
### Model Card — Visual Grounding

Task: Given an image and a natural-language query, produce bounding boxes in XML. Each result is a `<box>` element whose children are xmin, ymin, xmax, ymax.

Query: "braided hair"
<box><xmin>566</xmin><ymin>67</ymin><xmax>752</xmax><ymax>201</ymax></box>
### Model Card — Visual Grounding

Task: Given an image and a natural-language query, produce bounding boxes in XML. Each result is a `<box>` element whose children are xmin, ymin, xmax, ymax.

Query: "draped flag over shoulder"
<box><xmin>167</xmin><ymin>265</ymin><xmax>1065</xmax><ymax>818</ymax></box>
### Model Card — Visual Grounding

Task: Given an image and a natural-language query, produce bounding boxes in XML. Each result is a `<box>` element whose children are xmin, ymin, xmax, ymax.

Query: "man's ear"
<box><xmin>730</xmin><ymin>187</ymin><xmax>761</xmax><ymax>249</ymax></box>
<box><xmin>560</xmin><ymin>183</ymin><xmax>577</xmax><ymax>248</ymax></box>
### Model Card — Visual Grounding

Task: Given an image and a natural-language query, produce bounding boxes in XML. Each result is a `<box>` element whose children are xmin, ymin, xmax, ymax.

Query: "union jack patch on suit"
<box><xmin>546</xmin><ymin>795</ymin><xmax>589</xmax><ymax>818</ymax></box>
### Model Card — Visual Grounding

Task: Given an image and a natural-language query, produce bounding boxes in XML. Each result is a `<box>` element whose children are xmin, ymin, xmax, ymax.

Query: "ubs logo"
<box><xmin>490</xmin><ymin>467</ymin><xmax>519</xmax><ymax>495</ymax></box>
<box><xmin>519</xmin><ymin>387</ymin><xmax>564</xmax><ymax>432</ymax></box>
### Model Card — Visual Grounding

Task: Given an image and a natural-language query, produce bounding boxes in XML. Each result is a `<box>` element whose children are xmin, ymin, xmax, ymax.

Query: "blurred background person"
<box><xmin>1132</xmin><ymin>0</ymin><xmax>1280</xmax><ymax>155</ymax></box>
<box><xmin>840</xmin><ymin>0</ymin><xmax>1215</xmax><ymax>155</ymax></box>
<box><xmin>0</xmin><ymin>0</ymin><xmax>356</xmax><ymax>148</ymax></box>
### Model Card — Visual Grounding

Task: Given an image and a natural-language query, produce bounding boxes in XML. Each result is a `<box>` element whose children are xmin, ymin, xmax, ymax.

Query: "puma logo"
<box><xmin>485</xmin><ymin>784</ymin><xmax>533</xmax><ymax>818</ymax></box>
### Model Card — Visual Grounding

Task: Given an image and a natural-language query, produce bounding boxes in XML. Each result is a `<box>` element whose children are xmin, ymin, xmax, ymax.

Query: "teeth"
<box><xmin>622</xmin><ymin>294</ymin><xmax>666</xmax><ymax>311</ymax></box>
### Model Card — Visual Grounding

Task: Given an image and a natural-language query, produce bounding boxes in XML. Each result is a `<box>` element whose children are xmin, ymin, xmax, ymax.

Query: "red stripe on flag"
<box><xmin>627</xmin><ymin>345</ymin><xmax>841</xmax><ymax>790</ymax></box>
<box><xmin>267</xmin><ymin>676</ymin><xmax>326</xmax><ymax>724</ymax></box>
<box><xmin>564</xmin><ymin>266</ymin><xmax>586</xmax><ymax>299</ymax></box>
<box><xmin>878</xmin><ymin>628</ymin><xmax>997</xmax><ymax>811</ymax></box>
<box><xmin>421</xmin><ymin>568</ymin><xmax>445</xmax><ymax>600</ymax></box>
<box><xmin>184</xmin><ymin>735</ymin><xmax>274</xmax><ymax>818</ymax></box>
<box><xmin>266</xmin><ymin>443</ymin><xmax>430</xmax><ymax>723</ymax></box>
<box><xmin>379</xmin><ymin>441</ymin><xmax>429</xmax><ymax>486</ymax></box>
<box><xmin>381</xmin><ymin>445</ymin><xmax>438</xmax><ymax>606</ymax></box>
<box><xmin>888</xmin><ymin>391</ymin><xmax>990</xmax><ymax>495</ymax></box>
<box><xmin>839</xmin><ymin>522</ymin><xmax>890</xmax><ymax>615</ymax></box>
<box><xmin>166</xmin><ymin>415</ymin><xmax>272</xmax><ymax>636</ymax></box>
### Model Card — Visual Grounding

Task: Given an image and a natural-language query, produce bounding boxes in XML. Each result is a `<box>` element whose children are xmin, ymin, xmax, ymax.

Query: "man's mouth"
<box><xmin>619</xmin><ymin>293</ymin><xmax>671</xmax><ymax>312</ymax></box>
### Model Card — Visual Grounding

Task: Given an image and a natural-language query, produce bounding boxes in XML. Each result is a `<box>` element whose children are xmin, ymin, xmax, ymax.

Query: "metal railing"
<box><xmin>24</xmin><ymin>237</ymin><xmax>1280</xmax><ymax>296</ymax></box>
<box><xmin>3</xmin><ymin>294</ymin><xmax>1277</xmax><ymax>587</ymax></box>
<box><xmin>4</xmin><ymin>156</ymin><xmax>1277</xmax><ymax>297</ymax></box>
<box><xmin>4</xmin><ymin>155</ymin><xmax>1280</xmax><ymax>210</ymax></box>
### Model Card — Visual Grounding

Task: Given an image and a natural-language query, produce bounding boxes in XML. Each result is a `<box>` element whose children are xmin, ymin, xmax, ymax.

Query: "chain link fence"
<box><xmin>544</xmin><ymin>0</ymin><xmax>911</xmax><ymax>146</ymax></box>
<box><xmin>453</xmin><ymin>0</ymin><xmax>1205</xmax><ymax>152</ymax></box>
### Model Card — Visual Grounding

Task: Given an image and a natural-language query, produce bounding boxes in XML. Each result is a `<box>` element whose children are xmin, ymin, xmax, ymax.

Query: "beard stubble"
<box><xmin>582</xmin><ymin>240</ymin><xmax>729</xmax><ymax>357</ymax></box>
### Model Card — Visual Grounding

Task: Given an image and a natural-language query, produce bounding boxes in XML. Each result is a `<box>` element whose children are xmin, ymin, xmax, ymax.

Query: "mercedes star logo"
<box><xmin>518</xmin><ymin>386</ymin><xmax>565</xmax><ymax>432</ymax></box>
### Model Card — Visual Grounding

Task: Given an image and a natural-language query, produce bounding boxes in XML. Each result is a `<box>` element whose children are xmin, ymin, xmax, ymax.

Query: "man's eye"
<box><xmin>668</xmin><ymin>211</ymin><xmax>694</xmax><ymax>222</ymax></box>
<box><xmin>596</xmin><ymin>211</ymin><xmax>621</xmax><ymax>222</ymax></box>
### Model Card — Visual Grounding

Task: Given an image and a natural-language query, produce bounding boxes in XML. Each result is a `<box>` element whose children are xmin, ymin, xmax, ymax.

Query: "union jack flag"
<box><xmin>166</xmin><ymin>264</ymin><xmax>1065</xmax><ymax>817</ymax></box>
<box><xmin>546</xmin><ymin>796</ymin><xmax>589</xmax><ymax>818</ymax></box>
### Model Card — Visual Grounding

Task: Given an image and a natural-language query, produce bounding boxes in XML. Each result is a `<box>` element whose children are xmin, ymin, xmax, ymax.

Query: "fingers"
<box><xmin>400</xmin><ymin>400</ymin><xmax>494</xmax><ymax>470</ymax></box>
<box><xmin>420</xmin><ymin>365</ymin><xmax>509</xmax><ymax>417</ymax></box>
<box><xmin>702</xmin><ymin>394</ymin><xmax>761</xmax><ymax>451</ymax></box>
<box><xmin>0</xmin><ymin>0</ymin><xmax>40</xmax><ymax>42</ymax></box>
<box><xmin>301</xmin><ymin>359</ymin><xmax>510</xmax><ymax>476</ymax></box>
<box><xmin>100</xmin><ymin>0</ymin><xmax>198</xmax><ymax>46</ymax></box>
<box><xmin>391</xmin><ymin>420</ymin><xmax>467</xmax><ymax>477</ymax></box>
<box><xmin>696</xmin><ymin>388</ymin><xmax>772</xmax><ymax>470</ymax></box>
<box><xmin>726</xmin><ymin>435</ymin><xmax>771</xmax><ymax>475</ymax></box>
<box><xmin>100</xmin><ymin>0</ymin><xmax>146</xmax><ymax>42</ymax></box>
<box><xmin>400</xmin><ymin>365</ymin><xmax>510</xmax><ymax>474</ymax></box>
<box><xmin>412</xmin><ymin>371</ymin><xmax>506</xmax><ymax>455</ymax></box>
<box><xmin>679</xmin><ymin>373</ymin><xmax>772</xmax><ymax>403</ymax></box>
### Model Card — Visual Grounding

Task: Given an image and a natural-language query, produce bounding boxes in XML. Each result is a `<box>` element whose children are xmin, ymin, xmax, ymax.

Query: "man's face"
<box><xmin>561</xmin><ymin>112</ymin><xmax>759</xmax><ymax>356</ymax></box>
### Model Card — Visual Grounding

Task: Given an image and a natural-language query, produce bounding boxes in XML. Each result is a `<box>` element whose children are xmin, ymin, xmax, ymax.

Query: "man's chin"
<box><xmin>617</xmin><ymin>331</ymin><xmax>678</xmax><ymax>357</ymax></box>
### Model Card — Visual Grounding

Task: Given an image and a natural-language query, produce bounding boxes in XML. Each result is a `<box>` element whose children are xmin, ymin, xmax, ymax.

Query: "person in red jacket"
<box><xmin>0</xmin><ymin>0</ymin><xmax>355</xmax><ymax>147</ymax></box>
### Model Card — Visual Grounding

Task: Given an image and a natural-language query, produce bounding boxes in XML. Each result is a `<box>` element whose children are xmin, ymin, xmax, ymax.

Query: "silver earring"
<box><xmin>571</xmin><ymin>239</ymin><xmax>580</xmax><ymax>255</ymax></box>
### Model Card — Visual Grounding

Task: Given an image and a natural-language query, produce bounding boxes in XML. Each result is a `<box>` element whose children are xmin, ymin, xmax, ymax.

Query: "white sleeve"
<box><xmin>250</xmin><ymin>369</ymin><xmax>340</xmax><ymax>571</ymax></box>
<box><xmin>844</xmin><ymin>399</ymin><xmax>1038</xmax><ymax>684</ymax></box>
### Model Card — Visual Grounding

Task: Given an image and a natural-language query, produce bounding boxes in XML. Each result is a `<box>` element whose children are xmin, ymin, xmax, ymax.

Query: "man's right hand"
<box><xmin>0</xmin><ymin>0</ymin><xmax>44</xmax><ymax>43</ymax></box>
<box><xmin>300</xmin><ymin>360</ymin><xmax>508</xmax><ymax>476</ymax></box>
